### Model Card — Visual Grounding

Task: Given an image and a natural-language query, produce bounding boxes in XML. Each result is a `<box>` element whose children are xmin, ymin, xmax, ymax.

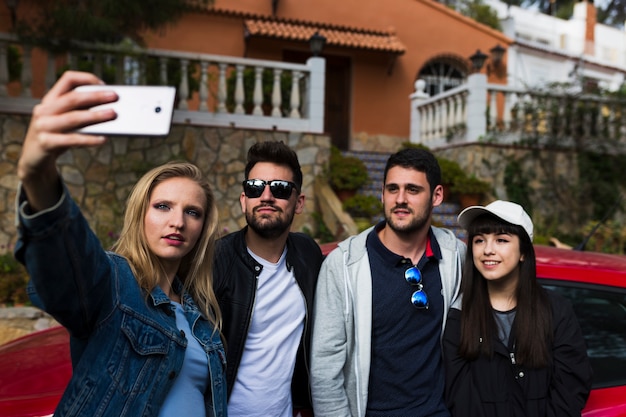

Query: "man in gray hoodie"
<box><xmin>311</xmin><ymin>147</ymin><xmax>466</xmax><ymax>417</ymax></box>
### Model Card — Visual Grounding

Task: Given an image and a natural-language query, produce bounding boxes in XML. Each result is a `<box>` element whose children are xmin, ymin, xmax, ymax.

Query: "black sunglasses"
<box><xmin>405</xmin><ymin>266</ymin><xmax>429</xmax><ymax>309</ymax></box>
<box><xmin>242</xmin><ymin>179</ymin><xmax>298</xmax><ymax>200</ymax></box>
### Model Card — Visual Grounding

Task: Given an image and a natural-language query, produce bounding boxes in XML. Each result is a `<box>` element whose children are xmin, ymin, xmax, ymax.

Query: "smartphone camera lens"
<box><xmin>155</xmin><ymin>106</ymin><xmax>162</xmax><ymax>113</ymax></box>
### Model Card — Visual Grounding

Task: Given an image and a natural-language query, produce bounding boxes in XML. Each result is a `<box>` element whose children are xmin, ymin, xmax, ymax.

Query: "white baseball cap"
<box><xmin>457</xmin><ymin>200</ymin><xmax>534</xmax><ymax>241</ymax></box>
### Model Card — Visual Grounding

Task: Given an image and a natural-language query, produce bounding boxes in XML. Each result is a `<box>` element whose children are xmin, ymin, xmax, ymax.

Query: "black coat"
<box><xmin>443</xmin><ymin>290</ymin><xmax>593</xmax><ymax>417</ymax></box>
<box><xmin>213</xmin><ymin>227</ymin><xmax>323</xmax><ymax>409</ymax></box>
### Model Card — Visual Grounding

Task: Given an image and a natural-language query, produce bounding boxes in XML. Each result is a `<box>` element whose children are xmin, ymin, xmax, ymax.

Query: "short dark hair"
<box><xmin>383</xmin><ymin>148</ymin><xmax>441</xmax><ymax>193</ymax></box>
<box><xmin>244</xmin><ymin>141</ymin><xmax>303</xmax><ymax>192</ymax></box>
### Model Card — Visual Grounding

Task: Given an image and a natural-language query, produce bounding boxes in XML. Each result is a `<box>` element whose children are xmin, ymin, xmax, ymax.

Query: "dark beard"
<box><xmin>385</xmin><ymin>204</ymin><xmax>432</xmax><ymax>235</ymax></box>
<box><xmin>246</xmin><ymin>209</ymin><xmax>294</xmax><ymax>239</ymax></box>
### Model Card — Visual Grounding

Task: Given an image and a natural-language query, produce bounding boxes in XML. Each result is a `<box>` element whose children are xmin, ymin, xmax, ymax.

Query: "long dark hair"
<box><xmin>458</xmin><ymin>214</ymin><xmax>552</xmax><ymax>368</ymax></box>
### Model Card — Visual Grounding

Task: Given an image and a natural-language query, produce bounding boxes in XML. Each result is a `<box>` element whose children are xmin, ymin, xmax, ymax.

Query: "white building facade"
<box><xmin>485</xmin><ymin>0</ymin><xmax>626</xmax><ymax>92</ymax></box>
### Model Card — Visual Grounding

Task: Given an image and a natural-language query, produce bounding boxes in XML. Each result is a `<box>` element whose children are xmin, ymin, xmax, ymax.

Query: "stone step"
<box><xmin>343</xmin><ymin>150</ymin><xmax>387</xmax><ymax>197</ymax></box>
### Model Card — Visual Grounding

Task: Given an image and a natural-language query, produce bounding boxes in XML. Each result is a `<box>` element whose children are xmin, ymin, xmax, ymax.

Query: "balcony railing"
<box><xmin>410</xmin><ymin>73</ymin><xmax>626</xmax><ymax>151</ymax></box>
<box><xmin>0</xmin><ymin>32</ymin><xmax>325</xmax><ymax>134</ymax></box>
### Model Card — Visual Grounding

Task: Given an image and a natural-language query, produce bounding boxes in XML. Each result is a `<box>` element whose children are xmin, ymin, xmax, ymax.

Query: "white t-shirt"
<box><xmin>228</xmin><ymin>248</ymin><xmax>306</xmax><ymax>417</ymax></box>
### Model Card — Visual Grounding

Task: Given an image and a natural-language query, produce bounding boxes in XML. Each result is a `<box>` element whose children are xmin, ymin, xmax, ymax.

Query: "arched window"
<box><xmin>417</xmin><ymin>55</ymin><xmax>469</xmax><ymax>96</ymax></box>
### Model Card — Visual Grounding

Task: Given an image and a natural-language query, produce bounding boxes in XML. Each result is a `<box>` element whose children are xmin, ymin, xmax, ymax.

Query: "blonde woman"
<box><xmin>15</xmin><ymin>71</ymin><xmax>226</xmax><ymax>417</ymax></box>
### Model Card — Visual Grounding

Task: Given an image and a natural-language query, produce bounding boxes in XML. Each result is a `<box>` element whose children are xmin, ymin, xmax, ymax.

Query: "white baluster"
<box><xmin>461</xmin><ymin>92</ymin><xmax>468</xmax><ymax>127</ymax></box>
<box><xmin>434</xmin><ymin>101</ymin><xmax>445</xmax><ymax>137</ymax></box>
<box><xmin>217</xmin><ymin>63</ymin><xmax>227</xmax><ymax>113</ymax></box>
<box><xmin>448</xmin><ymin>96</ymin><xmax>456</xmax><ymax>133</ymax></box>
<box><xmin>489</xmin><ymin>90</ymin><xmax>497</xmax><ymax>131</ymax></box>
<box><xmin>252</xmin><ymin>66</ymin><xmax>263</xmax><ymax>115</ymax></box>
<box><xmin>137</xmin><ymin>58</ymin><xmax>146</xmax><ymax>85</ymax></box>
<box><xmin>440</xmin><ymin>98</ymin><xmax>448</xmax><ymax>137</ymax></box>
<box><xmin>503</xmin><ymin>91</ymin><xmax>513</xmax><ymax>131</ymax></box>
<box><xmin>271</xmin><ymin>68</ymin><xmax>282</xmax><ymax>117</ymax></box>
<box><xmin>420</xmin><ymin>107</ymin><xmax>427</xmax><ymax>142</ymax></box>
<box><xmin>178</xmin><ymin>59</ymin><xmax>190</xmax><ymax>110</ymax></box>
<box><xmin>20</xmin><ymin>44</ymin><xmax>32</xmax><ymax>97</ymax></box>
<box><xmin>159</xmin><ymin>57</ymin><xmax>168</xmax><ymax>85</ymax></box>
<box><xmin>234</xmin><ymin>64</ymin><xmax>245</xmax><ymax>114</ymax></box>
<box><xmin>199</xmin><ymin>60</ymin><xmax>209</xmax><ymax>112</ymax></box>
<box><xmin>290</xmin><ymin>70</ymin><xmax>301</xmax><ymax>119</ymax></box>
<box><xmin>45</xmin><ymin>53</ymin><xmax>55</xmax><ymax>92</ymax></box>
<box><xmin>67</xmin><ymin>51</ymin><xmax>77</xmax><ymax>70</ymax></box>
<box><xmin>454</xmin><ymin>94</ymin><xmax>465</xmax><ymax>126</ymax></box>
<box><xmin>433</xmin><ymin>103</ymin><xmax>440</xmax><ymax>139</ymax></box>
<box><xmin>425</xmin><ymin>103</ymin><xmax>428</xmax><ymax>139</ymax></box>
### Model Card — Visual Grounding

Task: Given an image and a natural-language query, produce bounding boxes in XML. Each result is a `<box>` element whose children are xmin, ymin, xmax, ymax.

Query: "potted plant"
<box><xmin>436</xmin><ymin>156</ymin><xmax>466</xmax><ymax>201</ymax></box>
<box><xmin>326</xmin><ymin>146</ymin><xmax>369</xmax><ymax>201</ymax></box>
<box><xmin>342</xmin><ymin>194</ymin><xmax>382</xmax><ymax>231</ymax></box>
<box><xmin>451</xmin><ymin>174</ymin><xmax>492</xmax><ymax>208</ymax></box>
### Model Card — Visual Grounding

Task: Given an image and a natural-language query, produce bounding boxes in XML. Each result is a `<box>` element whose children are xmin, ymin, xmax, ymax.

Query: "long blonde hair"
<box><xmin>112</xmin><ymin>161</ymin><xmax>222</xmax><ymax>331</ymax></box>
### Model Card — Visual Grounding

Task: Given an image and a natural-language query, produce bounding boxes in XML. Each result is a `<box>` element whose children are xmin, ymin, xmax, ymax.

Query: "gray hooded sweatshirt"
<box><xmin>310</xmin><ymin>225</ymin><xmax>466</xmax><ymax>417</ymax></box>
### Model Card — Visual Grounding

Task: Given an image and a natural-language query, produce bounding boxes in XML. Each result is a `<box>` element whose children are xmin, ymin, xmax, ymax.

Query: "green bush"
<box><xmin>451</xmin><ymin>174</ymin><xmax>491</xmax><ymax>195</ymax></box>
<box><xmin>437</xmin><ymin>157</ymin><xmax>466</xmax><ymax>187</ymax></box>
<box><xmin>326</xmin><ymin>146</ymin><xmax>369</xmax><ymax>191</ymax></box>
<box><xmin>342</xmin><ymin>194</ymin><xmax>382</xmax><ymax>219</ymax></box>
<box><xmin>302</xmin><ymin>212</ymin><xmax>335</xmax><ymax>244</ymax></box>
<box><xmin>0</xmin><ymin>253</ymin><xmax>30</xmax><ymax>305</ymax></box>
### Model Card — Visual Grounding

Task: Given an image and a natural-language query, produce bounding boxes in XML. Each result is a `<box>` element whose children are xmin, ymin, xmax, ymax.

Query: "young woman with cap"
<box><xmin>443</xmin><ymin>200</ymin><xmax>592</xmax><ymax>417</ymax></box>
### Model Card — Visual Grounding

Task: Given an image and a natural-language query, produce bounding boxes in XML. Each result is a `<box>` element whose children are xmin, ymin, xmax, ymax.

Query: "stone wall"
<box><xmin>436</xmin><ymin>143</ymin><xmax>589</xmax><ymax>237</ymax></box>
<box><xmin>0</xmin><ymin>114</ymin><xmax>331</xmax><ymax>253</ymax></box>
<box><xmin>1</xmin><ymin>111</ymin><xmax>618</xmax><ymax>251</ymax></box>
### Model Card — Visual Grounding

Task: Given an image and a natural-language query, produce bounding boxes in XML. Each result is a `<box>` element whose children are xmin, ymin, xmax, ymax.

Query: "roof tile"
<box><xmin>244</xmin><ymin>19</ymin><xmax>406</xmax><ymax>54</ymax></box>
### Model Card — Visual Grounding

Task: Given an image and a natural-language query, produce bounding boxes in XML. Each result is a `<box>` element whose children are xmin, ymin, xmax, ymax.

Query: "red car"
<box><xmin>1</xmin><ymin>245</ymin><xmax>626</xmax><ymax>416</ymax></box>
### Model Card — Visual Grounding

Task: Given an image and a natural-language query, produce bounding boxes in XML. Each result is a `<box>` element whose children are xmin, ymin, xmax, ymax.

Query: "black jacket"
<box><xmin>443</xmin><ymin>290</ymin><xmax>593</xmax><ymax>417</ymax></box>
<box><xmin>213</xmin><ymin>227</ymin><xmax>323</xmax><ymax>409</ymax></box>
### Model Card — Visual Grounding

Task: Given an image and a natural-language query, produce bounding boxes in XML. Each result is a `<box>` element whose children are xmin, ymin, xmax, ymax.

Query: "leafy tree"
<box><xmin>458</xmin><ymin>0</ymin><xmax>502</xmax><ymax>30</ymax></box>
<box><xmin>441</xmin><ymin>0</ymin><xmax>501</xmax><ymax>30</ymax></box>
<box><xmin>13</xmin><ymin>0</ymin><xmax>211</xmax><ymax>53</ymax></box>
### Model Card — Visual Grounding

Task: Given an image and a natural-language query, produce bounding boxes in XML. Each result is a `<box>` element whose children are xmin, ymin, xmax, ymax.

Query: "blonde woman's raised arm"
<box><xmin>17</xmin><ymin>71</ymin><xmax>118</xmax><ymax>212</ymax></box>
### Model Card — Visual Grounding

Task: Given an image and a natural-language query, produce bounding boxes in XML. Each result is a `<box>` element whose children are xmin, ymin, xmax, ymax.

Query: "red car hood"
<box><xmin>584</xmin><ymin>386</ymin><xmax>626</xmax><ymax>416</ymax></box>
<box><xmin>0</xmin><ymin>326</ymin><xmax>71</xmax><ymax>417</ymax></box>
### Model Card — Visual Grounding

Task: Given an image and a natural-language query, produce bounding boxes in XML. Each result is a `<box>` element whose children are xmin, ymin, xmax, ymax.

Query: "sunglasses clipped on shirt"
<box><xmin>405</xmin><ymin>266</ymin><xmax>429</xmax><ymax>309</ymax></box>
<box><xmin>242</xmin><ymin>179</ymin><xmax>298</xmax><ymax>200</ymax></box>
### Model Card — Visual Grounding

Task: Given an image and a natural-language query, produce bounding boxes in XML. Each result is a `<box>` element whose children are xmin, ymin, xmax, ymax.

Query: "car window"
<box><xmin>540</xmin><ymin>280</ymin><xmax>626</xmax><ymax>389</ymax></box>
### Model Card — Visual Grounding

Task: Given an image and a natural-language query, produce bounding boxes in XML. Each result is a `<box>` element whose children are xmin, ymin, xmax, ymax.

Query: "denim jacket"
<box><xmin>14</xmin><ymin>184</ymin><xmax>227</xmax><ymax>417</ymax></box>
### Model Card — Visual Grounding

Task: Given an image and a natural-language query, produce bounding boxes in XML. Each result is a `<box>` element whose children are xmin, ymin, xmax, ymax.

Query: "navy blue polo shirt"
<box><xmin>365</xmin><ymin>222</ymin><xmax>449</xmax><ymax>417</ymax></box>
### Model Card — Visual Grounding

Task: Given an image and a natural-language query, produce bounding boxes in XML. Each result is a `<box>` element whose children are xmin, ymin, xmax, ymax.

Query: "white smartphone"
<box><xmin>74</xmin><ymin>85</ymin><xmax>176</xmax><ymax>136</ymax></box>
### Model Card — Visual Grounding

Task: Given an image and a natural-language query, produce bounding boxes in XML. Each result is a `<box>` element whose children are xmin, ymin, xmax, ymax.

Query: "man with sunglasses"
<box><xmin>213</xmin><ymin>141</ymin><xmax>324</xmax><ymax>417</ymax></box>
<box><xmin>310</xmin><ymin>147</ymin><xmax>466</xmax><ymax>417</ymax></box>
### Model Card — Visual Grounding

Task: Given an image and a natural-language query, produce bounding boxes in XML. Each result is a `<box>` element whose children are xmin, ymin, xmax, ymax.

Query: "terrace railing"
<box><xmin>0</xmin><ymin>32</ymin><xmax>325</xmax><ymax>134</ymax></box>
<box><xmin>410</xmin><ymin>73</ymin><xmax>626</xmax><ymax>151</ymax></box>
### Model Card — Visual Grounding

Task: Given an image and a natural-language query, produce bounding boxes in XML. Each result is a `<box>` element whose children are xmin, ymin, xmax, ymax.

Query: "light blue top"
<box><xmin>159</xmin><ymin>301</ymin><xmax>209</xmax><ymax>417</ymax></box>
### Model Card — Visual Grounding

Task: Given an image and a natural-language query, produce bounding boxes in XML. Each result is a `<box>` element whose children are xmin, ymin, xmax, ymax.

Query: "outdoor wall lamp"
<box><xmin>489</xmin><ymin>44</ymin><xmax>506</xmax><ymax>68</ymax></box>
<box><xmin>469</xmin><ymin>49</ymin><xmax>488</xmax><ymax>73</ymax></box>
<box><xmin>309</xmin><ymin>31</ymin><xmax>326</xmax><ymax>57</ymax></box>
<box><xmin>468</xmin><ymin>44</ymin><xmax>506</xmax><ymax>76</ymax></box>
